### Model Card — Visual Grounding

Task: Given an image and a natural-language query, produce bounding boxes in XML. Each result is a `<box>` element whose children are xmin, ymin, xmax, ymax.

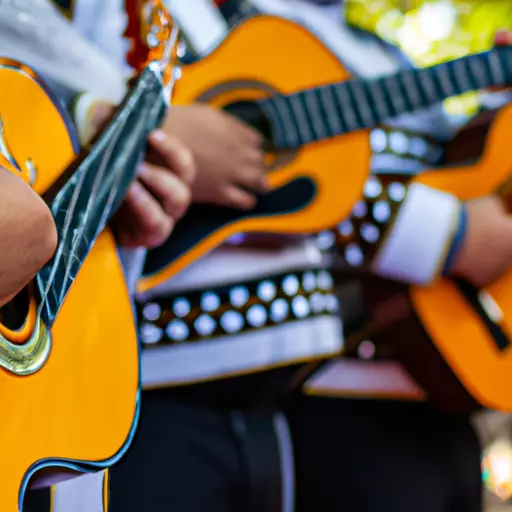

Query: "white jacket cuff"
<box><xmin>372</xmin><ymin>182</ymin><xmax>461</xmax><ymax>285</ymax></box>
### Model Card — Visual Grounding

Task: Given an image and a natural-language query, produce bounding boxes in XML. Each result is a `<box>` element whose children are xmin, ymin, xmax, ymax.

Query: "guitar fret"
<box><xmin>275</xmin><ymin>97</ymin><xmax>301</xmax><ymax>147</ymax></box>
<box><xmin>418</xmin><ymin>70</ymin><xmax>439</xmax><ymax>105</ymax></box>
<box><xmin>365</xmin><ymin>81</ymin><xmax>391</xmax><ymax>121</ymax></box>
<box><xmin>303</xmin><ymin>90</ymin><xmax>330</xmax><ymax>139</ymax></box>
<box><xmin>289</xmin><ymin>93</ymin><xmax>315</xmax><ymax>143</ymax></box>
<box><xmin>399</xmin><ymin>71</ymin><xmax>423</xmax><ymax>111</ymax></box>
<box><xmin>467</xmin><ymin>56</ymin><xmax>490</xmax><ymax>89</ymax></box>
<box><xmin>436</xmin><ymin>64</ymin><xmax>455</xmax><ymax>98</ymax></box>
<box><xmin>488</xmin><ymin>51</ymin><xmax>506</xmax><ymax>85</ymax></box>
<box><xmin>333</xmin><ymin>83</ymin><xmax>359</xmax><ymax>131</ymax></box>
<box><xmin>264</xmin><ymin>96</ymin><xmax>300</xmax><ymax>148</ymax></box>
<box><xmin>383</xmin><ymin>74</ymin><xmax>407</xmax><ymax>117</ymax></box>
<box><xmin>502</xmin><ymin>48</ymin><xmax>512</xmax><ymax>83</ymax></box>
<box><xmin>319</xmin><ymin>86</ymin><xmax>344</xmax><ymax>135</ymax></box>
<box><xmin>348</xmin><ymin>80</ymin><xmax>375</xmax><ymax>127</ymax></box>
<box><xmin>453</xmin><ymin>58</ymin><xmax>473</xmax><ymax>94</ymax></box>
<box><xmin>259</xmin><ymin>98</ymin><xmax>285</xmax><ymax>147</ymax></box>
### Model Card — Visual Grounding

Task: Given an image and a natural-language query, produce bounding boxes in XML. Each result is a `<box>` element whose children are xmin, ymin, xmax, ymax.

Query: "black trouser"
<box><xmin>286</xmin><ymin>395</ymin><xmax>483</xmax><ymax>512</ymax></box>
<box><xmin>108</xmin><ymin>368</ymin><xmax>300</xmax><ymax>512</ymax></box>
<box><xmin>23</xmin><ymin>489</ymin><xmax>51</xmax><ymax>511</ymax></box>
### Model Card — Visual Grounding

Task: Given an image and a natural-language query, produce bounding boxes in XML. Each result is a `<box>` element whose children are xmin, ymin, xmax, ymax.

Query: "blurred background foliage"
<box><xmin>345</xmin><ymin>0</ymin><xmax>512</xmax><ymax>116</ymax></box>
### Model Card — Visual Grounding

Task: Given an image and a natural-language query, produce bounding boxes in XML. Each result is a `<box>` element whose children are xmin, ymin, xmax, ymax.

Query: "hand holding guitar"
<box><xmin>112</xmin><ymin>130</ymin><xmax>195</xmax><ymax>248</ymax></box>
<box><xmin>84</xmin><ymin>102</ymin><xmax>196</xmax><ymax>249</ymax></box>
<box><xmin>162</xmin><ymin>104</ymin><xmax>267</xmax><ymax>210</ymax></box>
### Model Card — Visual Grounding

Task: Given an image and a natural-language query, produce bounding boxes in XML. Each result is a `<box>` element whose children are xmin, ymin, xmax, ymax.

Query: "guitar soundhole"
<box><xmin>0</xmin><ymin>287</ymin><xmax>30</xmax><ymax>331</ymax></box>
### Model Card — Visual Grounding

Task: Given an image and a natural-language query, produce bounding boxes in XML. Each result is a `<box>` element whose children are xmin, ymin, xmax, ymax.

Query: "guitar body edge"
<box><xmin>138</xmin><ymin>15</ymin><xmax>370</xmax><ymax>292</ymax></box>
<box><xmin>1</xmin><ymin>231</ymin><xmax>139</xmax><ymax>512</ymax></box>
<box><xmin>0</xmin><ymin>62</ymin><xmax>139</xmax><ymax>511</ymax></box>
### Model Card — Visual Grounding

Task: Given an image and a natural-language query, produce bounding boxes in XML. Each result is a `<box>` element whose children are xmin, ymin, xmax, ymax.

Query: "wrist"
<box><xmin>442</xmin><ymin>203</ymin><xmax>468</xmax><ymax>276</ymax></box>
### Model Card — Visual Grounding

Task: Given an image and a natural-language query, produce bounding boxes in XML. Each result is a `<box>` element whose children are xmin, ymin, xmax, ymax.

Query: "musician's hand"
<box><xmin>111</xmin><ymin>130</ymin><xmax>195</xmax><ymax>248</ymax></box>
<box><xmin>87</xmin><ymin>102</ymin><xmax>195</xmax><ymax>248</ymax></box>
<box><xmin>451</xmin><ymin>195</ymin><xmax>512</xmax><ymax>288</ymax></box>
<box><xmin>163</xmin><ymin>104</ymin><xmax>267</xmax><ymax>210</ymax></box>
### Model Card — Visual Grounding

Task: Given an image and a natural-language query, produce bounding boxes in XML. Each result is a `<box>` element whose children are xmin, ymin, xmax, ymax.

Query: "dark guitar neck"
<box><xmin>37</xmin><ymin>64</ymin><xmax>168</xmax><ymax>327</ymax></box>
<box><xmin>258</xmin><ymin>46</ymin><xmax>512</xmax><ymax>150</ymax></box>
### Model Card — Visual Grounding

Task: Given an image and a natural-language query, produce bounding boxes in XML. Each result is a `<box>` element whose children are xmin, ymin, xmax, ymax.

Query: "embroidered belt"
<box><xmin>137</xmin><ymin>269</ymin><xmax>339</xmax><ymax>347</ymax></box>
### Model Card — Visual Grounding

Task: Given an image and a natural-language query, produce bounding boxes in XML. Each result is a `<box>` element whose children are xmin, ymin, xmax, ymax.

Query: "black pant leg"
<box><xmin>23</xmin><ymin>489</ymin><xmax>51</xmax><ymax>512</ymax></box>
<box><xmin>109</xmin><ymin>389</ymin><xmax>244</xmax><ymax>512</ymax></box>
<box><xmin>447</xmin><ymin>414</ymin><xmax>482</xmax><ymax>512</ymax></box>
<box><xmin>287</xmin><ymin>396</ymin><xmax>482</xmax><ymax>512</ymax></box>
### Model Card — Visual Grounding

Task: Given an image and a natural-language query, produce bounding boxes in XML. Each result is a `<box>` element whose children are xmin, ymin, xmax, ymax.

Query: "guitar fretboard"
<box><xmin>37</xmin><ymin>65</ymin><xmax>167</xmax><ymax>327</ymax></box>
<box><xmin>258</xmin><ymin>46</ymin><xmax>512</xmax><ymax>150</ymax></box>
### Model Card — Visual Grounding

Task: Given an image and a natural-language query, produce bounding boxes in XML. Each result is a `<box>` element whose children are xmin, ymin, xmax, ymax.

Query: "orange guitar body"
<box><xmin>0</xmin><ymin>61</ymin><xmax>139</xmax><ymax>510</ymax></box>
<box><xmin>411</xmin><ymin>105</ymin><xmax>512</xmax><ymax>411</ymax></box>
<box><xmin>137</xmin><ymin>15</ymin><xmax>370</xmax><ymax>292</ymax></box>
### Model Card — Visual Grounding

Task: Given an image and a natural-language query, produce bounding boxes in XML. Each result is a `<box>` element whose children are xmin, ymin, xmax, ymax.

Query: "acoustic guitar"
<box><xmin>137</xmin><ymin>14</ymin><xmax>512</xmax><ymax>292</ymax></box>
<box><xmin>0</xmin><ymin>2</ymin><xmax>178</xmax><ymax>509</ymax></box>
<box><xmin>408</xmin><ymin>104</ymin><xmax>512</xmax><ymax>412</ymax></box>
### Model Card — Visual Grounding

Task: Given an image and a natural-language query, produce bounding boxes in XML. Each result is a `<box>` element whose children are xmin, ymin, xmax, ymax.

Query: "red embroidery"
<box><xmin>124</xmin><ymin>0</ymin><xmax>147</xmax><ymax>70</ymax></box>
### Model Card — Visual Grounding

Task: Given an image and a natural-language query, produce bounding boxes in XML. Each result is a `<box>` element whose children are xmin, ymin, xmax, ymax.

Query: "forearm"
<box><xmin>0</xmin><ymin>169</ymin><xmax>57</xmax><ymax>305</ymax></box>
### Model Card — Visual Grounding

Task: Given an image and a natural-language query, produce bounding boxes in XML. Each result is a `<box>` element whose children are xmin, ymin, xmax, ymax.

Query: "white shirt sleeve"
<box><xmin>0</xmin><ymin>0</ymin><xmax>126</xmax><ymax>103</ymax></box>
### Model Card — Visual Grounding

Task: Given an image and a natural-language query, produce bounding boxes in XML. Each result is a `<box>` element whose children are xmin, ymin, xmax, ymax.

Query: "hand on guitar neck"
<box><xmin>85</xmin><ymin>102</ymin><xmax>196</xmax><ymax>249</ymax></box>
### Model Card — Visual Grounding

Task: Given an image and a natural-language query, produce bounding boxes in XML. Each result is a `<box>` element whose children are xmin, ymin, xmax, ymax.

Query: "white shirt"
<box><xmin>0</xmin><ymin>0</ymin><xmax>127</xmax><ymax>101</ymax></box>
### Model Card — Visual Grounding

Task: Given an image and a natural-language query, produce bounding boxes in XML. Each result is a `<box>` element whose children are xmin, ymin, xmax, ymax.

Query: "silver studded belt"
<box><xmin>136</xmin><ymin>269</ymin><xmax>339</xmax><ymax>347</ymax></box>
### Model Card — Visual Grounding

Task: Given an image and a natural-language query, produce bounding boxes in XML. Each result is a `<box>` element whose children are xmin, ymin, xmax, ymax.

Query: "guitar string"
<box><xmin>41</xmin><ymin>65</ymin><xmax>173</xmax><ymax>320</ymax></box>
<box><xmin>263</xmin><ymin>46</ymin><xmax>510</xmax><ymax>149</ymax></box>
<box><xmin>55</xmin><ymin>111</ymin><xmax>128</xmax><ymax>308</ymax></box>
<box><xmin>38</xmin><ymin>78</ymin><xmax>152</xmax><ymax>317</ymax></box>
<box><xmin>39</xmin><ymin>15</ymin><xmax>178</xmax><ymax>320</ymax></box>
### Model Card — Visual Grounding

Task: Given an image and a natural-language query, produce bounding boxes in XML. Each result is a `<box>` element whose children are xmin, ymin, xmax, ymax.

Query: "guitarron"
<box><xmin>137</xmin><ymin>14</ymin><xmax>512</xmax><ymax>292</ymax></box>
<box><xmin>0</xmin><ymin>2</ymin><xmax>178</xmax><ymax>509</ymax></box>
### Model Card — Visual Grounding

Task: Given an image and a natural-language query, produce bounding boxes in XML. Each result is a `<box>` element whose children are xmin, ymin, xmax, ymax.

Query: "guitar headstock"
<box><xmin>125</xmin><ymin>0</ymin><xmax>179</xmax><ymax>87</ymax></box>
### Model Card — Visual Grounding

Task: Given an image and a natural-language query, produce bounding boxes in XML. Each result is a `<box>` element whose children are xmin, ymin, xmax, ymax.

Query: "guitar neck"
<box><xmin>260</xmin><ymin>46</ymin><xmax>512</xmax><ymax>150</ymax></box>
<box><xmin>37</xmin><ymin>64</ymin><xmax>168</xmax><ymax>326</ymax></box>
